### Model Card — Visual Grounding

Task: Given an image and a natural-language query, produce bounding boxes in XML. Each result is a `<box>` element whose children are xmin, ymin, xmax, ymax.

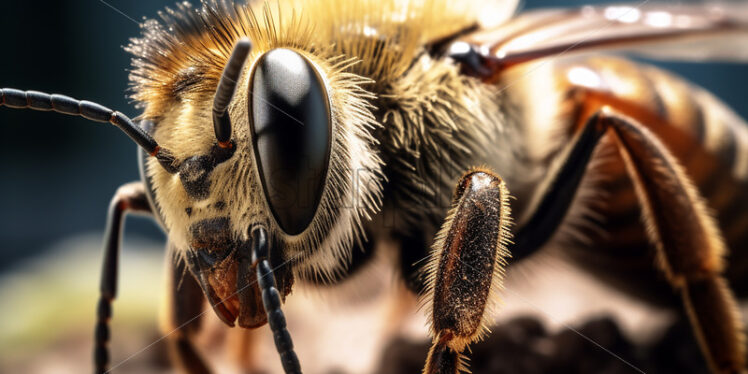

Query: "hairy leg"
<box><xmin>421</xmin><ymin>169</ymin><xmax>512</xmax><ymax>374</ymax></box>
<box><xmin>95</xmin><ymin>182</ymin><xmax>152</xmax><ymax>374</ymax></box>
<box><xmin>163</xmin><ymin>243</ymin><xmax>212</xmax><ymax>374</ymax></box>
<box><xmin>601</xmin><ymin>108</ymin><xmax>745</xmax><ymax>373</ymax></box>
<box><xmin>512</xmin><ymin>106</ymin><xmax>744</xmax><ymax>373</ymax></box>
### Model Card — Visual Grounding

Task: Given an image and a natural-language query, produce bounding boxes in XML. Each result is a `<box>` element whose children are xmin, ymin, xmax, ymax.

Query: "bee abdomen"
<box><xmin>643</xmin><ymin>66</ymin><xmax>748</xmax><ymax>182</ymax></box>
<box><xmin>561</xmin><ymin>57</ymin><xmax>747</xmax><ymax>180</ymax></box>
<box><xmin>557</xmin><ymin>57</ymin><xmax>748</xmax><ymax>260</ymax></box>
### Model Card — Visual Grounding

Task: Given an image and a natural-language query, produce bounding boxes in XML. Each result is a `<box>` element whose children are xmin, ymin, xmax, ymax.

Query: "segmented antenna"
<box><xmin>251</xmin><ymin>226</ymin><xmax>302</xmax><ymax>374</ymax></box>
<box><xmin>213</xmin><ymin>38</ymin><xmax>253</xmax><ymax>148</ymax></box>
<box><xmin>0</xmin><ymin>88</ymin><xmax>177</xmax><ymax>173</ymax></box>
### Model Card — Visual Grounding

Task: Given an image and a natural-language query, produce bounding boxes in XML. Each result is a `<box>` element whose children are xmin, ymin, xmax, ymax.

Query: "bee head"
<box><xmin>130</xmin><ymin>0</ymin><xmax>495</xmax><ymax>329</ymax></box>
<box><xmin>135</xmin><ymin>26</ymin><xmax>383</xmax><ymax>326</ymax></box>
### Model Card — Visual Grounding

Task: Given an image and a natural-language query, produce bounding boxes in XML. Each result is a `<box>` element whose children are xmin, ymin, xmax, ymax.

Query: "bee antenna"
<box><xmin>213</xmin><ymin>38</ymin><xmax>252</xmax><ymax>149</ymax></box>
<box><xmin>0</xmin><ymin>88</ymin><xmax>178</xmax><ymax>173</ymax></box>
<box><xmin>250</xmin><ymin>226</ymin><xmax>302</xmax><ymax>374</ymax></box>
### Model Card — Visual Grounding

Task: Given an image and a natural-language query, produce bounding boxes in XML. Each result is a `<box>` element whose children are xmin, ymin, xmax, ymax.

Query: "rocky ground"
<box><xmin>377</xmin><ymin>316</ymin><xmax>710</xmax><ymax>374</ymax></box>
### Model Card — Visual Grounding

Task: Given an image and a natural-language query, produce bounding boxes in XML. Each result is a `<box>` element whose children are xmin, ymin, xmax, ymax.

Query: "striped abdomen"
<box><xmin>551</xmin><ymin>56</ymin><xmax>748</xmax><ymax>292</ymax></box>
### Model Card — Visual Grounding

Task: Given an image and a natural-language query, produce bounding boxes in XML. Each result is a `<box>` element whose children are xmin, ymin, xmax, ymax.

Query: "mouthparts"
<box><xmin>184</xmin><ymin>225</ymin><xmax>293</xmax><ymax>329</ymax></box>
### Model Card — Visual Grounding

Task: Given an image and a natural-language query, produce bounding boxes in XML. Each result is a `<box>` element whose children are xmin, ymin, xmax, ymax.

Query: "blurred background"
<box><xmin>0</xmin><ymin>0</ymin><xmax>745</xmax><ymax>373</ymax></box>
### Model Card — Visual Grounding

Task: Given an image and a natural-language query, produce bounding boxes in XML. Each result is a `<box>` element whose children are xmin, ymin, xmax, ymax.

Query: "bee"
<box><xmin>1</xmin><ymin>0</ymin><xmax>747</xmax><ymax>373</ymax></box>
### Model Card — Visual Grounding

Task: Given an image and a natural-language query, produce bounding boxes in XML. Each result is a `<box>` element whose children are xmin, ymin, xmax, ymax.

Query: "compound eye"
<box><xmin>250</xmin><ymin>49</ymin><xmax>331</xmax><ymax>235</ymax></box>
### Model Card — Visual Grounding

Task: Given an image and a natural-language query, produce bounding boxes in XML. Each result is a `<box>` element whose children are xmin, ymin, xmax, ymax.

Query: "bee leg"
<box><xmin>163</xmin><ymin>243</ymin><xmax>212</xmax><ymax>374</ymax></box>
<box><xmin>95</xmin><ymin>182</ymin><xmax>152</xmax><ymax>374</ymax></box>
<box><xmin>515</xmin><ymin>107</ymin><xmax>744</xmax><ymax>373</ymax></box>
<box><xmin>595</xmin><ymin>109</ymin><xmax>744</xmax><ymax>374</ymax></box>
<box><xmin>421</xmin><ymin>169</ymin><xmax>512</xmax><ymax>374</ymax></box>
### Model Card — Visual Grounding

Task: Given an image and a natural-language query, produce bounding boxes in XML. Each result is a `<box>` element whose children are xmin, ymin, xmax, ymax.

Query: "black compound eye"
<box><xmin>250</xmin><ymin>48</ymin><xmax>331</xmax><ymax>235</ymax></box>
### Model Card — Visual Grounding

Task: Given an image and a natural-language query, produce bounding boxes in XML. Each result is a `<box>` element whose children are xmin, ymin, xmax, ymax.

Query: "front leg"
<box><xmin>421</xmin><ymin>169</ymin><xmax>512</xmax><ymax>374</ymax></box>
<box><xmin>95</xmin><ymin>182</ymin><xmax>152</xmax><ymax>374</ymax></box>
<box><xmin>164</xmin><ymin>243</ymin><xmax>212</xmax><ymax>374</ymax></box>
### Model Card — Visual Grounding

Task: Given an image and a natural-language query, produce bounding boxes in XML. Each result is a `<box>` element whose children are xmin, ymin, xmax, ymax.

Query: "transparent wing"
<box><xmin>463</xmin><ymin>1</ymin><xmax>748</xmax><ymax>70</ymax></box>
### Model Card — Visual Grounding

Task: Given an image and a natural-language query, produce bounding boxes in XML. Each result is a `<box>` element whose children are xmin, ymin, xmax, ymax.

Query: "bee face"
<box><xmin>157</xmin><ymin>47</ymin><xmax>342</xmax><ymax>326</ymax></box>
<box><xmin>127</xmin><ymin>0</ymin><xmax>496</xmax><ymax>330</ymax></box>
<box><xmin>168</xmin><ymin>48</ymin><xmax>334</xmax><ymax>237</ymax></box>
<box><xmin>135</xmin><ymin>4</ymin><xmax>386</xmax><ymax>325</ymax></box>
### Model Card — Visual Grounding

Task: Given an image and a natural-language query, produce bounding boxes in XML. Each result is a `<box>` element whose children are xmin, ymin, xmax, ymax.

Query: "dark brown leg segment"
<box><xmin>421</xmin><ymin>168</ymin><xmax>512</xmax><ymax>374</ymax></box>
<box><xmin>95</xmin><ymin>182</ymin><xmax>152</xmax><ymax>374</ymax></box>
<box><xmin>603</xmin><ymin>108</ymin><xmax>745</xmax><ymax>374</ymax></box>
<box><xmin>492</xmin><ymin>101</ymin><xmax>744</xmax><ymax>373</ymax></box>
<box><xmin>163</xmin><ymin>243</ymin><xmax>212</xmax><ymax>374</ymax></box>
